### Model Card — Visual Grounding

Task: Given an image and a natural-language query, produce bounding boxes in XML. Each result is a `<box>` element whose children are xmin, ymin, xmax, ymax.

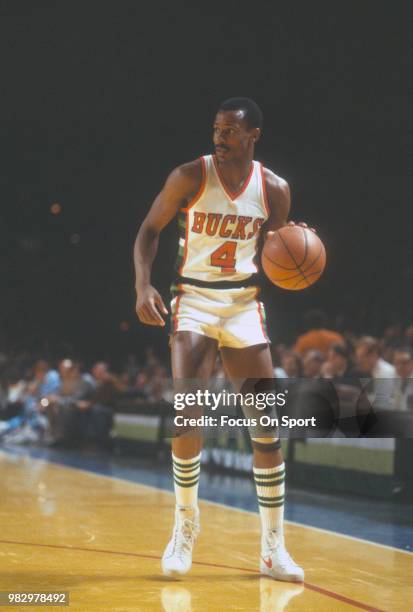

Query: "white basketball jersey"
<box><xmin>175</xmin><ymin>155</ymin><xmax>269</xmax><ymax>282</ymax></box>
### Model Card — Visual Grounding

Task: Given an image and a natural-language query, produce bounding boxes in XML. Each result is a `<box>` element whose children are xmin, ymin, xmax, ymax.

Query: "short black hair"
<box><xmin>218</xmin><ymin>97</ymin><xmax>263</xmax><ymax>129</ymax></box>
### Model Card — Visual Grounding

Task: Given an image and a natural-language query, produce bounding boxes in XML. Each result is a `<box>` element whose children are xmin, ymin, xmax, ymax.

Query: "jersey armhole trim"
<box><xmin>260</xmin><ymin>163</ymin><xmax>270</xmax><ymax>218</ymax></box>
<box><xmin>181</xmin><ymin>156</ymin><xmax>207</xmax><ymax>212</ymax></box>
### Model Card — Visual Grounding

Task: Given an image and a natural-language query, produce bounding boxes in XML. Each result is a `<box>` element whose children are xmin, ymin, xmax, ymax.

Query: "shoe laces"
<box><xmin>172</xmin><ymin>518</ymin><xmax>198</xmax><ymax>558</ymax></box>
<box><xmin>265</xmin><ymin>530</ymin><xmax>296</xmax><ymax>568</ymax></box>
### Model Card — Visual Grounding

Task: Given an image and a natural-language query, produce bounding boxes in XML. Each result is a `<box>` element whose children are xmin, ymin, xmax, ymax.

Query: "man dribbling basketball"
<box><xmin>134</xmin><ymin>98</ymin><xmax>305</xmax><ymax>582</ymax></box>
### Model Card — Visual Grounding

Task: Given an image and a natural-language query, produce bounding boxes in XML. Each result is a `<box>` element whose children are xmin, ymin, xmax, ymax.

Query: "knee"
<box><xmin>251</xmin><ymin>437</ymin><xmax>281</xmax><ymax>452</ymax></box>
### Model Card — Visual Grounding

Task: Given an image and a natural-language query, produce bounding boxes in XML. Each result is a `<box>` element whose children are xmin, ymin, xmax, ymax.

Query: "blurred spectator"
<box><xmin>404</xmin><ymin>324</ymin><xmax>413</xmax><ymax>349</ymax></box>
<box><xmin>272</xmin><ymin>343</ymin><xmax>286</xmax><ymax>377</ymax></box>
<box><xmin>355</xmin><ymin>337</ymin><xmax>396</xmax><ymax>410</ymax></box>
<box><xmin>294</xmin><ymin>310</ymin><xmax>344</xmax><ymax>357</ymax></box>
<box><xmin>1</xmin><ymin>367</ymin><xmax>26</xmax><ymax>420</ymax></box>
<box><xmin>85</xmin><ymin>361</ymin><xmax>118</xmax><ymax>447</ymax></box>
<box><xmin>1</xmin><ymin>319</ymin><xmax>412</xmax><ymax>452</ymax></box>
<box><xmin>135</xmin><ymin>369</ymin><xmax>151</xmax><ymax>396</ymax></box>
<box><xmin>45</xmin><ymin>359</ymin><xmax>94</xmax><ymax>446</ymax></box>
<box><xmin>355</xmin><ymin>337</ymin><xmax>395</xmax><ymax>378</ymax></box>
<box><xmin>392</xmin><ymin>348</ymin><xmax>413</xmax><ymax>411</ymax></box>
<box><xmin>321</xmin><ymin>343</ymin><xmax>357</xmax><ymax>382</ymax></box>
<box><xmin>279</xmin><ymin>351</ymin><xmax>302</xmax><ymax>378</ymax></box>
<box><xmin>302</xmin><ymin>350</ymin><xmax>325</xmax><ymax>379</ymax></box>
<box><xmin>115</xmin><ymin>369</ymin><xmax>147</xmax><ymax>401</ymax></box>
<box><xmin>123</xmin><ymin>354</ymin><xmax>140</xmax><ymax>388</ymax></box>
<box><xmin>380</xmin><ymin>324</ymin><xmax>403</xmax><ymax>364</ymax></box>
<box><xmin>0</xmin><ymin>359</ymin><xmax>60</xmax><ymax>442</ymax></box>
<box><xmin>58</xmin><ymin>358</ymin><xmax>92</xmax><ymax>396</ymax></box>
<box><xmin>91</xmin><ymin>362</ymin><xmax>119</xmax><ymax>400</ymax></box>
<box><xmin>147</xmin><ymin>364</ymin><xmax>171</xmax><ymax>402</ymax></box>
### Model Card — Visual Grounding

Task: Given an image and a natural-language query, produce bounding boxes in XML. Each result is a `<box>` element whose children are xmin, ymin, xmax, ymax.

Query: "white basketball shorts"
<box><xmin>170</xmin><ymin>283</ymin><xmax>270</xmax><ymax>349</ymax></box>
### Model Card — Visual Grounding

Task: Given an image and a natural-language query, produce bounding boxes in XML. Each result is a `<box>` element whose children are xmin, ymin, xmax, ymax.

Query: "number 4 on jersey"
<box><xmin>210</xmin><ymin>241</ymin><xmax>237</xmax><ymax>272</ymax></box>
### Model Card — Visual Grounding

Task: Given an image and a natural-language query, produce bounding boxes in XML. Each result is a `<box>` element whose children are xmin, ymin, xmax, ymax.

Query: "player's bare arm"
<box><xmin>263</xmin><ymin>168</ymin><xmax>316</xmax><ymax>237</ymax></box>
<box><xmin>263</xmin><ymin>168</ymin><xmax>291</xmax><ymax>233</ymax></box>
<box><xmin>134</xmin><ymin>159</ymin><xmax>203</xmax><ymax>326</ymax></box>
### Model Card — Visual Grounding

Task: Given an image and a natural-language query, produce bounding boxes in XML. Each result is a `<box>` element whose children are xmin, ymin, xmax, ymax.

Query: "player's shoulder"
<box><xmin>169</xmin><ymin>158</ymin><xmax>204</xmax><ymax>185</ymax></box>
<box><xmin>261</xmin><ymin>166</ymin><xmax>289</xmax><ymax>194</ymax></box>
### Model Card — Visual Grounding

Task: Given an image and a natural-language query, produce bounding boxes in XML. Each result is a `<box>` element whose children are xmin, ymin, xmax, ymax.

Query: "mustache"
<box><xmin>215</xmin><ymin>145</ymin><xmax>229</xmax><ymax>151</ymax></box>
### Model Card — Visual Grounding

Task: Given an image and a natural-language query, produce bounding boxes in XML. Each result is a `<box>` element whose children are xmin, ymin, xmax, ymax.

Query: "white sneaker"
<box><xmin>260</xmin><ymin>529</ymin><xmax>304</xmax><ymax>583</ymax></box>
<box><xmin>162</xmin><ymin>507</ymin><xmax>200</xmax><ymax>577</ymax></box>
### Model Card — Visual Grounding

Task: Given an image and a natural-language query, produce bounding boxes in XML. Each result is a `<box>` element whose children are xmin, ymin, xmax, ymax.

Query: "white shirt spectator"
<box><xmin>392</xmin><ymin>348</ymin><xmax>413</xmax><ymax>411</ymax></box>
<box><xmin>392</xmin><ymin>377</ymin><xmax>413</xmax><ymax>411</ymax></box>
<box><xmin>372</xmin><ymin>360</ymin><xmax>396</xmax><ymax>410</ymax></box>
<box><xmin>373</xmin><ymin>358</ymin><xmax>395</xmax><ymax>378</ymax></box>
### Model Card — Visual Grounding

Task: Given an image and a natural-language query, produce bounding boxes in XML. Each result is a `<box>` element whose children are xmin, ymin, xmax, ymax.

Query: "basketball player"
<box><xmin>134</xmin><ymin>98</ymin><xmax>304</xmax><ymax>582</ymax></box>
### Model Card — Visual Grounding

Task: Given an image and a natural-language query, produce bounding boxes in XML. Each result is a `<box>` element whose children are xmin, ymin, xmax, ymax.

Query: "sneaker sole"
<box><xmin>162</xmin><ymin>565</ymin><xmax>188</xmax><ymax>578</ymax></box>
<box><xmin>260</xmin><ymin>563</ymin><xmax>304</xmax><ymax>583</ymax></box>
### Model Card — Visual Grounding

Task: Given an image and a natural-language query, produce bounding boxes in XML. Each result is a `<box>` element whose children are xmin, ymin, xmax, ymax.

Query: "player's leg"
<box><xmin>220</xmin><ymin>343</ymin><xmax>304</xmax><ymax>582</ymax></box>
<box><xmin>170</xmin><ymin>331</ymin><xmax>217</xmax><ymax>515</ymax></box>
<box><xmin>162</xmin><ymin>331</ymin><xmax>218</xmax><ymax>577</ymax></box>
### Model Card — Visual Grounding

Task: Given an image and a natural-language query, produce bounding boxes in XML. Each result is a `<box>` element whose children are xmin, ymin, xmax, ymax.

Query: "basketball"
<box><xmin>261</xmin><ymin>225</ymin><xmax>326</xmax><ymax>290</ymax></box>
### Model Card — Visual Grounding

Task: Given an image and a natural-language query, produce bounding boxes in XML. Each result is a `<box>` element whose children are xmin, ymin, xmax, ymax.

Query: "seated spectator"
<box><xmin>1</xmin><ymin>359</ymin><xmax>60</xmax><ymax>442</ymax></box>
<box><xmin>321</xmin><ymin>343</ymin><xmax>357</xmax><ymax>382</ymax></box>
<box><xmin>392</xmin><ymin>348</ymin><xmax>413</xmax><ymax>411</ymax></box>
<box><xmin>320</xmin><ymin>343</ymin><xmax>367</xmax><ymax>416</ymax></box>
<box><xmin>91</xmin><ymin>362</ymin><xmax>119</xmax><ymax>400</ymax></box>
<box><xmin>355</xmin><ymin>336</ymin><xmax>396</xmax><ymax>410</ymax></box>
<box><xmin>278</xmin><ymin>351</ymin><xmax>302</xmax><ymax>378</ymax></box>
<box><xmin>293</xmin><ymin>309</ymin><xmax>344</xmax><ymax>357</ymax></box>
<box><xmin>355</xmin><ymin>337</ymin><xmax>395</xmax><ymax>378</ymax></box>
<box><xmin>132</xmin><ymin>369</ymin><xmax>151</xmax><ymax>399</ymax></box>
<box><xmin>380</xmin><ymin>324</ymin><xmax>403</xmax><ymax>364</ymax></box>
<box><xmin>86</xmin><ymin>361</ymin><xmax>118</xmax><ymax>446</ymax></box>
<box><xmin>272</xmin><ymin>343</ymin><xmax>286</xmax><ymax>377</ymax></box>
<box><xmin>1</xmin><ymin>367</ymin><xmax>27</xmax><ymax>420</ymax></box>
<box><xmin>303</xmin><ymin>350</ymin><xmax>325</xmax><ymax>379</ymax></box>
<box><xmin>46</xmin><ymin>360</ymin><xmax>119</xmax><ymax>449</ymax></box>
<box><xmin>45</xmin><ymin>359</ymin><xmax>94</xmax><ymax>446</ymax></box>
<box><xmin>404</xmin><ymin>324</ymin><xmax>413</xmax><ymax>348</ymax></box>
<box><xmin>147</xmin><ymin>364</ymin><xmax>170</xmax><ymax>402</ymax></box>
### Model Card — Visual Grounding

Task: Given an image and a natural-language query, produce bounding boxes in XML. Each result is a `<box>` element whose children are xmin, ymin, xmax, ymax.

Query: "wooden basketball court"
<box><xmin>0</xmin><ymin>450</ymin><xmax>411</xmax><ymax>611</ymax></box>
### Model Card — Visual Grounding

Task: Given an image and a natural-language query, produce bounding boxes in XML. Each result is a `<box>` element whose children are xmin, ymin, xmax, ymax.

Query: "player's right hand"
<box><xmin>136</xmin><ymin>285</ymin><xmax>169</xmax><ymax>326</ymax></box>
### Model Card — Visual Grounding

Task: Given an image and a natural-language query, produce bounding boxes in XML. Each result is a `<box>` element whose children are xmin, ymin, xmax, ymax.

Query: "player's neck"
<box><xmin>214</xmin><ymin>155</ymin><xmax>254</xmax><ymax>190</ymax></box>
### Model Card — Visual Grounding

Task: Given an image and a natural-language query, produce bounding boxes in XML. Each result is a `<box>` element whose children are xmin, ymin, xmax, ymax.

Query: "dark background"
<box><xmin>1</xmin><ymin>1</ymin><xmax>412</xmax><ymax>361</ymax></box>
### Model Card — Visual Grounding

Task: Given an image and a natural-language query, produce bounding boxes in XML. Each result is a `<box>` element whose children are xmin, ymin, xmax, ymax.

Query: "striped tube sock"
<box><xmin>253</xmin><ymin>462</ymin><xmax>285</xmax><ymax>540</ymax></box>
<box><xmin>172</xmin><ymin>452</ymin><xmax>201</xmax><ymax>509</ymax></box>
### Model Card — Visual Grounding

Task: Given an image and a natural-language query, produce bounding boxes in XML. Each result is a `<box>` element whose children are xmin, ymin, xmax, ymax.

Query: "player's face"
<box><xmin>213</xmin><ymin>110</ymin><xmax>259</xmax><ymax>162</ymax></box>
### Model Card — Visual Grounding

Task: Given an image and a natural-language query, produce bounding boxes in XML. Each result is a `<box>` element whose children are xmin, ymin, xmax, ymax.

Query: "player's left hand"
<box><xmin>265</xmin><ymin>222</ymin><xmax>316</xmax><ymax>242</ymax></box>
<box><xmin>287</xmin><ymin>221</ymin><xmax>317</xmax><ymax>233</ymax></box>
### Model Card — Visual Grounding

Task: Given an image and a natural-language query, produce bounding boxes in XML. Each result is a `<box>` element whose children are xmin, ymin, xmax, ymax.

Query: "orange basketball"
<box><xmin>261</xmin><ymin>225</ymin><xmax>326</xmax><ymax>290</ymax></box>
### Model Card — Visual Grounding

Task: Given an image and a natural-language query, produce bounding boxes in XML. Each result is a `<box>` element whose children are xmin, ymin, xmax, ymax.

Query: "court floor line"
<box><xmin>204</xmin><ymin>497</ymin><xmax>413</xmax><ymax>557</ymax></box>
<box><xmin>20</xmin><ymin>451</ymin><xmax>411</xmax><ymax>557</ymax></box>
<box><xmin>0</xmin><ymin>538</ymin><xmax>383</xmax><ymax>612</ymax></box>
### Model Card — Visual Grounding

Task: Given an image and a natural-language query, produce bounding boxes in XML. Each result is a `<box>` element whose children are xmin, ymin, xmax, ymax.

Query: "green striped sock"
<box><xmin>172</xmin><ymin>452</ymin><xmax>201</xmax><ymax>509</ymax></box>
<box><xmin>253</xmin><ymin>462</ymin><xmax>285</xmax><ymax>536</ymax></box>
